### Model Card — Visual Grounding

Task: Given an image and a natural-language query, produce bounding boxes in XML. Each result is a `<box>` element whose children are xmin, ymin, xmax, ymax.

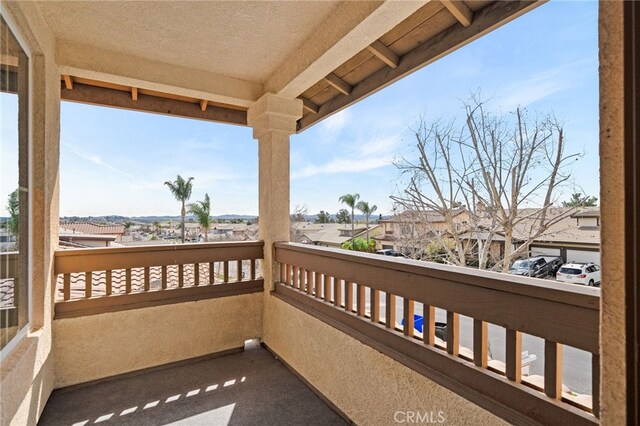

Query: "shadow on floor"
<box><xmin>39</xmin><ymin>347</ymin><xmax>347</xmax><ymax>426</ymax></box>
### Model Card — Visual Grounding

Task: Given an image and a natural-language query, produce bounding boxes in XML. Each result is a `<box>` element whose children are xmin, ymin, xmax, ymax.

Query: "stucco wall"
<box><xmin>598</xmin><ymin>3</ymin><xmax>627</xmax><ymax>424</ymax></box>
<box><xmin>0</xmin><ymin>1</ymin><xmax>60</xmax><ymax>425</ymax></box>
<box><xmin>263</xmin><ymin>296</ymin><xmax>505</xmax><ymax>425</ymax></box>
<box><xmin>53</xmin><ymin>293</ymin><xmax>263</xmax><ymax>388</ymax></box>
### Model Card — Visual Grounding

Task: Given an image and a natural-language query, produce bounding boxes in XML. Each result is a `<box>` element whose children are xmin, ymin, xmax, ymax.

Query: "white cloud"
<box><xmin>320</xmin><ymin>109</ymin><xmax>351</xmax><ymax>134</ymax></box>
<box><xmin>497</xmin><ymin>58</ymin><xmax>594</xmax><ymax>110</ymax></box>
<box><xmin>292</xmin><ymin>157</ymin><xmax>391</xmax><ymax>179</ymax></box>
<box><xmin>292</xmin><ymin>132</ymin><xmax>406</xmax><ymax>179</ymax></box>
<box><xmin>63</xmin><ymin>142</ymin><xmax>136</xmax><ymax>179</ymax></box>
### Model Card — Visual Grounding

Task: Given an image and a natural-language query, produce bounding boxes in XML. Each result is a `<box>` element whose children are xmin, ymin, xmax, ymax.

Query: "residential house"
<box><xmin>60</xmin><ymin>222</ymin><xmax>125</xmax><ymax>242</ymax></box>
<box><xmin>295</xmin><ymin>222</ymin><xmax>382</xmax><ymax>248</ymax></box>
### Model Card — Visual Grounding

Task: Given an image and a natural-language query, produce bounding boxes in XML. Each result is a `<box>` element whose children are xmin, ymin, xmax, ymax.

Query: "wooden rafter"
<box><xmin>131</xmin><ymin>87</ymin><xmax>138</xmax><ymax>101</ymax></box>
<box><xmin>301</xmin><ymin>97</ymin><xmax>319</xmax><ymax>114</ymax></box>
<box><xmin>324</xmin><ymin>73</ymin><xmax>352</xmax><ymax>96</ymax></box>
<box><xmin>298</xmin><ymin>0</ymin><xmax>542</xmax><ymax>131</ymax></box>
<box><xmin>200</xmin><ymin>99</ymin><xmax>208</xmax><ymax>111</ymax></box>
<box><xmin>62</xmin><ymin>75</ymin><xmax>73</xmax><ymax>90</ymax></box>
<box><xmin>442</xmin><ymin>0</ymin><xmax>473</xmax><ymax>27</ymax></box>
<box><xmin>61</xmin><ymin>83</ymin><xmax>247</xmax><ymax>126</ymax></box>
<box><xmin>366</xmin><ymin>40</ymin><xmax>399</xmax><ymax>69</ymax></box>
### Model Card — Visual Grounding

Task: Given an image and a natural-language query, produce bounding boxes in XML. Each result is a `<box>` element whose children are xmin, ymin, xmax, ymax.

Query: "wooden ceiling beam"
<box><xmin>61</xmin><ymin>82</ymin><xmax>247</xmax><ymax>126</ymax></box>
<box><xmin>324</xmin><ymin>73</ymin><xmax>352</xmax><ymax>96</ymax></box>
<box><xmin>442</xmin><ymin>0</ymin><xmax>473</xmax><ymax>27</ymax></box>
<box><xmin>131</xmin><ymin>87</ymin><xmax>138</xmax><ymax>101</ymax></box>
<box><xmin>298</xmin><ymin>0</ymin><xmax>542</xmax><ymax>132</ymax></box>
<box><xmin>301</xmin><ymin>97</ymin><xmax>319</xmax><ymax>114</ymax></box>
<box><xmin>63</xmin><ymin>74</ymin><xmax>73</xmax><ymax>90</ymax></box>
<box><xmin>366</xmin><ymin>40</ymin><xmax>399</xmax><ymax>69</ymax></box>
<box><xmin>200</xmin><ymin>99</ymin><xmax>208</xmax><ymax>111</ymax></box>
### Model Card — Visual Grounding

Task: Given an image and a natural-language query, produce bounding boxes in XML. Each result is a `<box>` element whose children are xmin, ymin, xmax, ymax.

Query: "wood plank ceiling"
<box><xmin>57</xmin><ymin>0</ymin><xmax>541</xmax><ymax>130</ymax></box>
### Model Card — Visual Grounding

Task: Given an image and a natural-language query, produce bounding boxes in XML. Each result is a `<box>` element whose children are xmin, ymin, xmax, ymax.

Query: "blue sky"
<box><xmin>1</xmin><ymin>1</ymin><xmax>599</xmax><ymax>218</ymax></box>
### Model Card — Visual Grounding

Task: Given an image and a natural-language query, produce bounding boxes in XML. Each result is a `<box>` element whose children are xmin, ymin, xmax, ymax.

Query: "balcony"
<box><xmin>40</xmin><ymin>241</ymin><xmax>600</xmax><ymax>424</ymax></box>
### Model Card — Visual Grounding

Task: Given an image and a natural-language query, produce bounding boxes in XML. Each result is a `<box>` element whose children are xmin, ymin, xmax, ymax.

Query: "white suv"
<box><xmin>556</xmin><ymin>263</ymin><xmax>601</xmax><ymax>286</ymax></box>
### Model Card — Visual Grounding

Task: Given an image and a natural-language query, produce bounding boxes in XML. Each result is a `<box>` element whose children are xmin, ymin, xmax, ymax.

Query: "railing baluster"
<box><xmin>357</xmin><ymin>284</ymin><xmax>366</xmax><ymax>316</ymax></box>
<box><xmin>162</xmin><ymin>265</ymin><xmax>167</xmax><ymax>289</ymax></box>
<box><xmin>144</xmin><ymin>267</ymin><xmax>150</xmax><ymax>291</ymax></box>
<box><xmin>370</xmin><ymin>288</ymin><xmax>379</xmax><ymax>323</ymax></box>
<box><xmin>473</xmin><ymin>319</ymin><xmax>488</xmax><ymax>367</ymax></box>
<box><xmin>333</xmin><ymin>278</ymin><xmax>341</xmax><ymax>307</ymax></box>
<box><xmin>315</xmin><ymin>272</ymin><xmax>322</xmax><ymax>299</ymax></box>
<box><xmin>237</xmin><ymin>260</ymin><xmax>242</xmax><ymax>282</ymax></box>
<box><xmin>403</xmin><ymin>299</ymin><xmax>414</xmax><ymax>337</ymax></box>
<box><xmin>424</xmin><ymin>305</ymin><xmax>435</xmax><ymax>345</ymax></box>
<box><xmin>85</xmin><ymin>271</ymin><xmax>92</xmax><ymax>298</ymax></box>
<box><xmin>194</xmin><ymin>263</ymin><xmax>200</xmax><ymax>286</ymax></box>
<box><xmin>63</xmin><ymin>273</ymin><xmax>71</xmax><ymax>301</ymax></box>
<box><xmin>592</xmin><ymin>353</ymin><xmax>600</xmax><ymax>417</ymax></box>
<box><xmin>544</xmin><ymin>340</ymin><xmax>563</xmax><ymax>399</ymax></box>
<box><xmin>345</xmin><ymin>281</ymin><xmax>353</xmax><ymax>312</ymax></box>
<box><xmin>306</xmin><ymin>270</ymin><xmax>313</xmax><ymax>295</ymax></box>
<box><xmin>385</xmin><ymin>293</ymin><xmax>396</xmax><ymax>329</ymax></box>
<box><xmin>223</xmin><ymin>261</ymin><xmax>229</xmax><ymax>283</ymax></box>
<box><xmin>209</xmin><ymin>262</ymin><xmax>215</xmax><ymax>284</ymax></box>
<box><xmin>299</xmin><ymin>268</ymin><xmax>306</xmax><ymax>291</ymax></box>
<box><xmin>446</xmin><ymin>311</ymin><xmax>459</xmax><ymax>356</ymax></box>
<box><xmin>106</xmin><ymin>270</ymin><xmax>112</xmax><ymax>296</ymax></box>
<box><xmin>178</xmin><ymin>264</ymin><xmax>184</xmax><ymax>287</ymax></box>
<box><xmin>251</xmin><ymin>259</ymin><xmax>256</xmax><ymax>280</ymax></box>
<box><xmin>292</xmin><ymin>266</ymin><xmax>299</xmax><ymax>289</ymax></box>
<box><xmin>280</xmin><ymin>263</ymin><xmax>286</xmax><ymax>283</ymax></box>
<box><xmin>505</xmin><ymin>329</ymin><xmax>522</xmax><ymax>382</ymax></box>
<box><xmin>324</xmin><ymin>275</ymin><xmax>332</xmax><ymax>301</ymax></box>
<box><xmin>125</xmin><ymin>268</ymin><xmax>132</xmax><ymax>293</ymax></box>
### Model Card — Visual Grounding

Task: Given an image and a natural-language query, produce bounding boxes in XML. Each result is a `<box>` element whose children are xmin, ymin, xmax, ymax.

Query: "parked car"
<box><xmin>508</xmin><ymin>256</ymin><xmax>563</xmax><ymax>278</ymax></box>
<box><xmin>375</xmin><ymin>249</ymin><xmax>407</xmax><ymax>258</ymax></box>
<box><xmin>556</xmin><ymin>263</ymin><xmax>601</xmax><ymax>286</ymax></box>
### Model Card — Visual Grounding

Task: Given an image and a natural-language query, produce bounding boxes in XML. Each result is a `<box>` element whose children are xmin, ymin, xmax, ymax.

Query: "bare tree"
<box><xmin>393</xmin><ymin>96</ymin><xmax>580</xmax><ymax>270</ymax></box>
<box><xmin>290</xmin><ymin>204</ymin><xmax>308</xmax><ymax>243</ymax></box>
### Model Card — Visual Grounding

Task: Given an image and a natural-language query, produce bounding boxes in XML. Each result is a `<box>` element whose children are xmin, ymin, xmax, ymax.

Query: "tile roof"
<box><xmin>61</xmin><ymin>222</ymin><xmax>125</xmax><ymax>235</ymax></box>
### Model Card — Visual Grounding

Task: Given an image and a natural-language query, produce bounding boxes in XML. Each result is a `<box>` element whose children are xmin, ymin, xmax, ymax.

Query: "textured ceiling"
<box><xmin>37</xmin><ymin>1</ymin><xmax>341</xmax><ymax>83</ymax></box>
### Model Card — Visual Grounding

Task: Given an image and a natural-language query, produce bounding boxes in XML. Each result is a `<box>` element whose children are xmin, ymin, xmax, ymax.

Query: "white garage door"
<box><xmin>566</xmin><ymin>250</ymin><xmax>600</xmax><ymax>265</ymax></box>
<box><xmin>530</xmin><ymin>246</ymin><xmax>561</xmax><ymax>257</ymax></box>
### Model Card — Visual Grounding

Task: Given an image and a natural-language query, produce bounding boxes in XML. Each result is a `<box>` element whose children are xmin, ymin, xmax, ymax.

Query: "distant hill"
<box><xmin>60</xmin><ymin>214</ymin><xmax>257</xmax><ymax>224</ymax></box>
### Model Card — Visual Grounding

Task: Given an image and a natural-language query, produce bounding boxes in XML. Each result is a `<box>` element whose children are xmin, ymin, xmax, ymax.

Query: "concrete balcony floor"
<box><xmin>39</xmin><ymin>346</ymin><xmax>347</xmax><ymax>426</ymax></box>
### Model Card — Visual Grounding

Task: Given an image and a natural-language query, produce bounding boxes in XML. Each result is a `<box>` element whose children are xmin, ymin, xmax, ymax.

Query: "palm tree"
<box><xmin>338</xmin><ymin>193</ymin><xmax>360</xmax><ymax>243</ymax></box>
<box><xmin>356</xmin><ymin>200</ymin><xmax>377</xmax><ymax>243</ymax></box>
<box><xmin>164</xmin><ymin>175</ymin><xmax>194</xmax><ymax>243</ymax></box>
<box><xmin>188</xmin><ymin>193</ymin><xmax>212</xmax><ymax>242</ymax></box>
<box><xmin>123</xmin><ymin>220</ymin><xmax>133</xmax><ymax>235</ymax></box>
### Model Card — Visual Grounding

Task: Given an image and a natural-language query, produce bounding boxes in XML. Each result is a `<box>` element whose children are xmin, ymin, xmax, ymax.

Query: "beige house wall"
<box><xmin>53</xmin><ymin>293</ymin><xmax>263</xmax><ymax>388</ymax></box>
<box><xmin>0</xmin><ymin>1</ymin><xmax>60</xmax><ymax>425</ymax></box>
<box><xmin>598</xmin><ymin>2</ymin><xmax>627</xmax><ymax>424</ymax></box>
<box><xmin>263</xmin><ymin>295</ymin><xmax>506</xmax><ymax>425</ymax></box>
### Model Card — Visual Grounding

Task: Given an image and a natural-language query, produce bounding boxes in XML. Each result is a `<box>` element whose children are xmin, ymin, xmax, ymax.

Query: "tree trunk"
<box><xmin>365</xmin><ymin>214</ymin><xmax>370</xmax><ymax>245</ymax></box>
<box><xmin>181</xmin><ymin>202</ymin><xmax>186</xmax><ymax>243</ymax></box>
<box><xmin>502</xmin><ymin>227</ymin><xmax>513</xmax><ymax>272</ymax></box>
<box><xmin>204</xmin><ymin>226</ymin><xmax>209</xmax><ymax>242</ymax></box>
<box><xmin>351</xmin><ymin>206</ymin><xmax>355</xmax><ymax>248</ymax></box>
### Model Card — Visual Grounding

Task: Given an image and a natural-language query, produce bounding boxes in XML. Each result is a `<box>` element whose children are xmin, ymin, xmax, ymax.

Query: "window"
<box><xmin>1</xmin><ymin>15</ymin><xmax>29</xmax><ymax>351</ymax></box>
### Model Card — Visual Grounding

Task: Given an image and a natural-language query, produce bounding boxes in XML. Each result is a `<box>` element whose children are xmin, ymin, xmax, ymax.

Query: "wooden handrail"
<box><xmin>55</xmin><ymin>241</ymin><xmax>264</xmax><ymax>274</ymax></box>
<box><xmin>53</xmin><ymin>241</ymin><xmax>265</xmax><ymax>314</ymax></box>
<box><xmin>275</xmin><ymin>242</ymin><xmax>599</xmax><ymax>353</ymax></box>
<box><xmin>274</xmin><ymin>242</ymin><xmax>600</xmax><ymax>423</ymax></box>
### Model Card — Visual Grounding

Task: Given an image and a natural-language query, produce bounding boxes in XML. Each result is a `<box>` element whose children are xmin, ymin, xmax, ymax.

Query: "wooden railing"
<box><xmin>274</xmin><ymin>242</ymin><xmax>600</xmax><ymax>425</ymax></box>
<box><xmin>54</xmin><ymin>241</ymin><xmax>264</xmax><ymax>318</ymax></box>
<box><xmin>0</xmin><ymin>252</ymin><xmax>19</xmax><ymax>328</ymax></box>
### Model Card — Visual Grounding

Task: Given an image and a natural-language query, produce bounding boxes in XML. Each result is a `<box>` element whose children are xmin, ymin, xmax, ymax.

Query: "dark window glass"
<box><xmin>1</xmin><ymin>16</ymin><xmax>29</xmax><ymax>350</ymax></box>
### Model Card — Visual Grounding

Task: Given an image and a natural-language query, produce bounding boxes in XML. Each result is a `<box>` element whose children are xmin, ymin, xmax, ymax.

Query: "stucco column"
<box><xmin>248</xmin><ymin>94</ymin><xmax>302</xmax><ymax>290</ymax></box>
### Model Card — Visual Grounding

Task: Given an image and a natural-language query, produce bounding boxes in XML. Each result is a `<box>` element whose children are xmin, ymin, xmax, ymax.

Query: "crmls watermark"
<box><xmin>394</xmin><ymin>410</ymin><xmax>446</xmax><ymax>424</ymax></box>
